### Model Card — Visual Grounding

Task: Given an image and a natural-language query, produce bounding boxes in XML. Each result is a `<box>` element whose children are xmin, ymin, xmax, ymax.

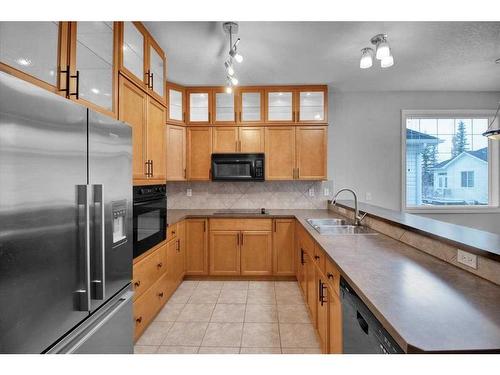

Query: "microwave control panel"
<box><xmin>254</xmin><ymin>160</ymin><xmax>264</xmax><ymax>178</ymax></box>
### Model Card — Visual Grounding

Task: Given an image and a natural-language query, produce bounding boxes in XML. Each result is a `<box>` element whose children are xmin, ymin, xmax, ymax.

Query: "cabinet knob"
<box><xmin>135</xmin><ymin>316</ymin><xmax>142</xmax><ymax>324</ymax></box>
<box><xmin>314</xmin><ymin>255</ymin><xmax>320</xmax><ymax>260</ymax></box>
<box><xmin>157</xmin><ymin>262</ymin><xmax>163</xmax><ymax>269</ymax></box>
<box><xmin>158</xmin><ymin>292</ymin><xmax>164</xmax><ymax>298</ymax></box>
<box><xmin>327</xmin><ymin>273</ymin><xmax>334</xmax><ymax>279</ymax></box>
<box><xmin>134</xmin><ymin>280</ymin><xmax>141</xmax><ymax>288</ymax></box>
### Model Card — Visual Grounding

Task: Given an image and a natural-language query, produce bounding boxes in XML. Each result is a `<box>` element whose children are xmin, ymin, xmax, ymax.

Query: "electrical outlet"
<box><xmin>186</xmin><ymin>188</ymin><xmax>192</xmax><ymax>197</ymax></box>
<box><xmin>457</xmin><ymin>249</ymin><xmax>477</xmax><ymax>269</ymax></box>
<box><xmin>366</xmin><ymin>192</ymin><xmax>372</xmax><ymax>201</ymax></box>
<box><xmin>324</xmin><ymin>187</ymin><xmax>330</xmax><ymax>196</ymax></box>
<box><xmin>308</xmin><ymin>187</ymin><xmax>315</xmax><ymax>197</ymax></box>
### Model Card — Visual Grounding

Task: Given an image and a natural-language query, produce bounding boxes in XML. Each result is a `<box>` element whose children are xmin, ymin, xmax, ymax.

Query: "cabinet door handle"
<box><xmin>150</xmin><ymin>72</ymin><xmax>154</xmax><ymax>90</ymax></box>
<box><xmin>145</xmin><ymin>161</ymin><xmax>149</xmax><ymax>177</ymax></box>
<box><xmin>239</xmin><ymin>111</ymin><xmax>242</xmax><ymax>122</ymax></box>
<box><xmin>240</xmin><ymin>232</ymin><xmax>243</xmax><ymax>246</ymax></box>
<box><xmin>183</xmin><ymin>168</ymin><xmax>186</xmax><ymax>179</ymax></box>
<box><xmin>71</xmin><ymin>70</ymin><xmax>80</xmax><ymax>100</ymax></box>
<box><xmin>239</xmin><ymin>140</ymin><xmax>241</xmax><ymax>151</ymax></box>
<box><xmin>327</xmin><ymin>272</ymin><xmax>334</xmax><ymax>280</ymax></box>
<box><xmin>176</xmin><ymin>239</ymin><xmax>180</xmax><ymax>251</ymax></box>
<box><xmin>145</xmin><ymin>70</ymin><xmax>151</xmax><ymax>87</ymax></box>
<box><xmin>135</xmin><ymin>316</ymin><xmax>142</xmax><ymax>324</ymax></box>
<box><xmin>151</xmin><ymin>160</ymin><xmax>154</xmax><ymax>177</ymax></box>
<box><xmin>157</xmin><ymin>262</ymin><xmax>163</xmax><ymax>269</ymax></box>
<box><xmin>182</xmin><ymin>111</ymin><xmax>186</xmax><ymax>123</ymax></box>
<box><xmin>59</xmin><ymin>65</ymin><xmax>70</xmax><ymax>98</ymax></box>
<box><xmin>134</xmin><ymin>280</ymin><xmax>141</xmax><ymax>288</ymax></box>
<box><xmin>300</xmin><ymin>248</ymin><xmax>305</xmax><ymax>265</ymax></box>
<box><xmin>237</xmin><ymin>232</ymin><xmax>239</xmax><ymax>246</ymax></box>
<box><xmin>314</xmin><ymin>255</ymin><xmax>320</xmax><ymax>260</ymax></box>
<box><xmin>158</xmin><ymin>291</ymin><xmax>164</xmax><ymax>298</ymax></box>
<box><xmin>273</xmin><ymin>220</ymin><xmax>276</xmax><ymax>232</ymax></box>
<box><xmin>203</xmin><ymin>220</ymin><xmax>206</xmax><ymax>232</ymax></box>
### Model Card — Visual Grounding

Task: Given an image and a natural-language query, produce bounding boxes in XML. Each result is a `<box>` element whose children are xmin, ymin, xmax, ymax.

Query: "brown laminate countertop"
<box><xmin>167</xmin><ymin>209</ymin><xmax>500</xmax><ymax>353</ymax></box>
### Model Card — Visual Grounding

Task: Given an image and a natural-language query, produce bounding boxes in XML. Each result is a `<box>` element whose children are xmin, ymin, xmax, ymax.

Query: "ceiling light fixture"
<box><xmin>359</xmin><ymin>34</ymin><xmax>395</xmax><ymax>69</ymax></box>
<box><xmin>223</xmin><ymin>22</ymin><xmax>243</xmax><ymax>92</ymax></box>
<box><xmin>17</xmin><ymin>58</ymin><xmax>32</xmax><ymax>66</ymax></box>
<box><xmin>482</xmin><ymin>102</ymin><xmax>500</xmax><ymax>140</ymax></box>
<box><xmin>359</xmin><ymin>48</ymin><xmax>374</xmax><ymax>69</ymax></box>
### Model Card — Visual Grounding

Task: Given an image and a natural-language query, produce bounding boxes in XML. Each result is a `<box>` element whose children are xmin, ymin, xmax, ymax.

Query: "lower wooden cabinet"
<box><xmin>306</xmin><ymin>252</ymin><xmax>317</xmax><ymax>325</ymax></box>
<box><xmin>316</xmin><ymin>273</ymin><xmax>329</xmax><ymax>353</ymax></box>
<box><xmin>133</xmin><ymin>281</ymin><xmax>159</xmax><ymax>341</ymax></box>
<box><xmin>210</xmin><ymin>230</ymin><xmax>241</xmax><ymax>275</ymax></box>
<box><xmin>240</xmin><ymin>230</ymin><xmax>272</xmax><ymax>276</ymax></box>
<box><xmin>273</xmin><ymin>219</ymin><xmax>295</xmax><ymax>276</ymax></box>
<box><xmin>185</xmin><ymin>218</ymin><xmax>208</xmax><ymax>275</ymax></box>
<box><xmin>132</xmin><ymin>242</ymin><xmax>164</xmax><ymax>300</ymax></box>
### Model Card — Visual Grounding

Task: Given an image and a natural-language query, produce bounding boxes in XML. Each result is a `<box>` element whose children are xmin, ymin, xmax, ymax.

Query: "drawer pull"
<box><xmin>158</xmin><ymin>292</ymin><xmax>164</xmax><ymax>298</ymax></box>
<box><xmin>327</xmin><ymin>273</ymin><xmax>334</xmax><ymax>279</ymax></box>
<box><xmin>135</xmin><ymin>316</ymin><xmax>142</xmax><ymax>324</ymax></box>
<box><xmin>157</xmin><ymin>262</ymin><xmax>163</xmax><ymax>269</ymax></box>
<box><xmin>314</xmin><ymin>255</ymin><xmax>320</xmax><ymax>260</ymax></box>
<box><xmin>134</xmin><ymin>280</ymin><xmax>141</xmax><ymax>288</ymax></box>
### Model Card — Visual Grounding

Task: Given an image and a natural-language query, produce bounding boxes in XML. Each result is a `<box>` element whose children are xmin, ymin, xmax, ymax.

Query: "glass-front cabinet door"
<box><xmin>297</xmin><ymin>87</ymin><xmax>327</xmax><ymax>123</ymax></box>
<box><xmin>266</xmin><ymin>89</ymin><xmax>294</xmax><ymax>122</ymax></box>
<box><xmin>0</xmin><ymin>22</ymin><xmax>65</xmax><ymax>91</ymax></box>
<box><xmin>121</xmin><ymin>22</ymin><xmax>145</xmax><ymax>86</ymax></box>
<box><xmin>71</xmin><ymin>22</ymin><xmax>115</xmax><ymax>113</ymax></box>
<box><xmin>167</xmin><ymin>83</ymin><xmax>185</xmax><ymax>124</ymax></box>
<box><xmin>187</xmin><ymin>89</ymin><xmax>212</xmax><ymax>124</ymax></box>
<box><xmin>213</xmin><ymin>89</ymin><xmax>236</xmax><ymax>124</ymax></box>
<box><xmin>238</xmin><ymin>88</ymin><xmax>263</xmax><ymax>123</ymax></box>
<box><xmin>148</xmin><ymin>39</ymin><xmax>165</xmax><ymax>102</ymax></box>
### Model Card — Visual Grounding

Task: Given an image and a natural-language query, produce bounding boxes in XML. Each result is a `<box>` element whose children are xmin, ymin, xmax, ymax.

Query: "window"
<box><xmin>403</xmin><ymin>110</ymin><xmax>499</xmax><ymax>210</ymax></box>
<box><xmin>461</xmin><ymin>171</ymin><xmax>474</xmax><ymax>188</ymax></box>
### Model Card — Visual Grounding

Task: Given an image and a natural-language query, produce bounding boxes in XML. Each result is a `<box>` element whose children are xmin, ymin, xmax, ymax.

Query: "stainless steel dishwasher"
<box><xmin>340</xmin><ymin>277</ymin><xmax>404</xmax><ymax>354</ymax></box>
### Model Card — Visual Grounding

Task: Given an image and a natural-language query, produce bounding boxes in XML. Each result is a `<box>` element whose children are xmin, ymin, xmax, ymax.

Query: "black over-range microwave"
<box><xmin>211</xmin><ymin>153</ymin><xmax>265</xmax><ymax>181</ymax></box>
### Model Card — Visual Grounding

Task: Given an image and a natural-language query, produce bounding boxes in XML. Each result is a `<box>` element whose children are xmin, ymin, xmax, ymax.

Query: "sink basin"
<box><xmin>306</xmin><ymin>218</ymin><xmax>377</xmax><ymax>235</ymax></box>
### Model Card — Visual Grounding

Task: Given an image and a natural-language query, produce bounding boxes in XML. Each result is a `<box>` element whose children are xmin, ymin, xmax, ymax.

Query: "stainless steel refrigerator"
<box><xmin>0</xmin><ymin>72</ymin><xmax>134</xmax><ymax>353</ymax></box>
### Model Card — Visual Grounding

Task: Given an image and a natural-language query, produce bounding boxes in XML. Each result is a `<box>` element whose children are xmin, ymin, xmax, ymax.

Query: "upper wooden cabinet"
<box><xmin>212</xmin><ymin>126</ymin><xmax>264</xmax><ymax>153</ymax></box>
<box><xmin>237</xmin><ymin>87</ymin><xmax>264</xmax><ymax>124</ymax></box>
<box><xmin>166</xmin><ymin>124</ymin><xmax>186</xmax><ymax>181</ymax></box>
<box><xmin>0</xmin><ymin>22</ymin><xmax>67</xmax><ymax>94</ymax></box>
<box><xmin>120</xmin><ymin>22</ymin><xmax>166</xmax><ymax>104</ymax></box>
<box><xmin>296</xmin><ymin>126</ymin><xmax>327</xmax><ymax>180</ymax></box>
<box><xmin>187</xmin><ymin>127</ymin><xmax>212</xmax><ymax>180</ymax></box>
<box><xmin>297</xmin><ymin>87</ymin><xmax>327</xmax><ymax>123</ymax></box>
<box><xmin>265</xmin><ymin>88</ymin><xmax>295</xmax><ymax>123</ymax></box>
<box><xmin>265</xmin><ymin>127</ymin><xmax>296</xmax><ymax>180</ymax></box>
<box><xmin>167</xmin><ymin>82</ymin><xmax>185</xmax><ymax>124</ymax></box>
<box><xmin>119</xmin><ymin>75</ymin><xmax>166</xmax><ymax>184</ymax></box>
<box><xmin>68</xmin><ymin>22</ymin><xmax>118</xmax><ymax>116</ymax></box>
<box><xmin>187</xmin><ymin>88</ymin><xmax>212</xmax><ymax>124</ymax></box>
<box><xmin>213</xmin><ymin>88</ymin><xmax>236</xmax><ymax>124</ymax></box>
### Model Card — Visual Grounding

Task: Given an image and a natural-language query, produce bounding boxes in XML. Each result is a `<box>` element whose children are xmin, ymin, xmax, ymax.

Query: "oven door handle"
<box><xmin>133</xmin><ymin>199</ymin><xmax>166</xmax><ymax>207</ymax></box>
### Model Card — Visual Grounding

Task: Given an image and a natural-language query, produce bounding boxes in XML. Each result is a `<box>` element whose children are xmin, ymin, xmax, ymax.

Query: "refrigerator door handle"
<box><xmin>77</xmin><ymin>185</ymin><xmax>91</xmax><ymax>312</ymax></box>
<box><xmin>92</xmin><ymin>184</ymin><xmax>105</xmax><ymax>301</ymax></box>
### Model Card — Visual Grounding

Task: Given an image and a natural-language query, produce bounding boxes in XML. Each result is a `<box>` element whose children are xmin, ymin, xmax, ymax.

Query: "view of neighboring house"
<box><xmin>429</xmin><ymin>147</ymin><xmax>488</xmax><ymax>205</ymax></box>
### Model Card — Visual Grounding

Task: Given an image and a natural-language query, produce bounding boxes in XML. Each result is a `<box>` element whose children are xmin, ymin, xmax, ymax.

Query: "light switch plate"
<box><xmin>366</xmin><ymin>192</ymin><xmax>372</xmax><ymax>201</ymax></box>
<box><xmin>457</xmin><ymin>249</ymin><xmax>477</xmax><ymax>269</ymax></box>
<box><xmin>324</xmin><ymin>187</ymin><xmax>330</xmax><ymax>196</ymax></box>
<box><xmin>187</xmin><ymin>188</ymin><xmax>192</xmax><ymax>197</ymax></box>
<box><xmin>308</xmin><ymin>187</ymin><xmax>315</xmax><ymax>197</ymax></box>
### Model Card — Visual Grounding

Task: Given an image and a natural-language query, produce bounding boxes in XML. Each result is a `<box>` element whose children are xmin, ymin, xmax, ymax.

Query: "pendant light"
<box><xmin>359</xmin><ymin>48</ymin><xmax>374</xmax><ymax>69</ymax></box>
<box><xmin>371</xmin><ymin>34</ymin><xmax>391</xmax><ymax>60</ymax></box>
<box><xmin>482</xmin><ymin>102</ymin><xmax>500</xmax><ymax>140</ymax></box>
<box><xmin>223</xmin><ymin>22</ymin><xmax>243</xmax><ymax>92</ymax></box>
<box><xmin>381</xmin><ymin>54</ymin><xmax>394</xmax><ymax>68</ymax></box>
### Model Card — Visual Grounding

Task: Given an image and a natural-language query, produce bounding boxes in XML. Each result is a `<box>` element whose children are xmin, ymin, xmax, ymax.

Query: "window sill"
<box><xmin>405</xmin><ymin>206</ymin><xmax>500</xmax><ymax>214</ymax></box>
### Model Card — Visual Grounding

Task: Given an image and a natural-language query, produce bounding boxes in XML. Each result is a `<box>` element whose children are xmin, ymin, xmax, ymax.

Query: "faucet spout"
<box><xmin>331</xmin><ymin>188</ymin><xmax>365</xmax><ymax>226</ymax></box>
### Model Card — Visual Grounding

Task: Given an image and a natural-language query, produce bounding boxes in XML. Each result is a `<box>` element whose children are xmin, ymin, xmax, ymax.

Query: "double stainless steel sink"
<box><xmin>306</xmin><ymin>218</ymin><xmax>377</xmax><ymax>235</ymax></box>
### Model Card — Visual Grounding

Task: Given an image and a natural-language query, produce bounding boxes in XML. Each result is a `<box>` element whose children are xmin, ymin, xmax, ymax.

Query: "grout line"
<box><xmin>274</xmin><ymin>282</ymin><xmax>283</xmax><ymax>353</ymax></box>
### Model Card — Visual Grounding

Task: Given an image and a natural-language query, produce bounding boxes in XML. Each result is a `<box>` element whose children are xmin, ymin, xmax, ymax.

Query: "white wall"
<box><xmin>328</xmin><ymin>90</ymin><xmax>500</xmax><ymax>233</ymax></box>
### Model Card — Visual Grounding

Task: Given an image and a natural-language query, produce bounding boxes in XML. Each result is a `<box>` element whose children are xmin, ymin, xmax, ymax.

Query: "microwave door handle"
<box><xmin>250</xmin><ymin>161</ymin><xmax>255</xmax><ymax>178</ymax></box>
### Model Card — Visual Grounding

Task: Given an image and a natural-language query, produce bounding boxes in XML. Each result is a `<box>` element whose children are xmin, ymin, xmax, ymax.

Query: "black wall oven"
<box><xmin>133</xmin><ymin>184</ymin><xmax>167</xmax><ymax>258</ymax></box>
<box><xmin>211</xmin><ymin>153</ymin><xmax>265</xmax><ymax>181</ymax></box>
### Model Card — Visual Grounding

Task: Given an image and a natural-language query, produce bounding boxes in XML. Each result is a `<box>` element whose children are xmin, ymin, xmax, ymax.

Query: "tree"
<box><xmin>452</xmin><ymin>120</ymin><xmax>469</xmax><ymax>157</ymax></box>
<box><xmin>421</xmin><ymin>144</ymin><xmax>438</xmax><ymax>198</ymax></box>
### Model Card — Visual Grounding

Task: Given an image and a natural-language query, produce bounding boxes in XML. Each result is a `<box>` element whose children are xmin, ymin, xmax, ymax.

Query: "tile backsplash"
<box><xmin>167</xmin><ymin>181</ymin><xmax>332</xmax><ymax>209</ymax></box>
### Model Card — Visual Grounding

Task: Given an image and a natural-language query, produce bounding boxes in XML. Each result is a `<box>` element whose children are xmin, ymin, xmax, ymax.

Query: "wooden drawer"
<box><xmin>325</xmin><ymin>258</ymin><xmax>341</xmax><ymax>296</ymax></box>
<box><xmin>167</xmin><ymin>222</ymin><xmax>178</xmax><ymax>241</ymax></box>
<box><xmin>313</xmin><ymin>243</ymin><xmax>326</xmax><ymax>274</ymax></box>
<box><xmin>132</xmin><ymin>248</ymin><xmax>164</xmax><ymax>300</ymax></box>
<box><xmin>209</xmin><ymin>218</ymin><xmax>272</xmax><ymax>231</ymax></box>
<box><xmin>133</xmin><ymin>284</ymin><xmax>159</xmax><ymax>341</ymax></box>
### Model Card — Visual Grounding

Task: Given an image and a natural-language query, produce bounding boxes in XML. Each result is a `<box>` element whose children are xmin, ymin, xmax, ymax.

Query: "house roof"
<box><xmin>433</xmin><ymin>147</ymin><xmax>488</xmax><ymax>169</ymax></box>
<box><xmin>406</xmin><ymin>129</ymin><xmax>440</xmax><ymax>140</ymax></box>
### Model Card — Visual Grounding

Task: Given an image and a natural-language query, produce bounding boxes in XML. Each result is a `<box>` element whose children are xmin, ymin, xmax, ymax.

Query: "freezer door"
<box><xmin>0</xmin><ymin>72</ymin><xmax>89</xmax><ymax>353</ymax></box>
<box><xmin>88</xmin><ymin>110</ymin><xmax>133</xmax><ymax>312</ymax></box>
<box><xmin>47</xmin><ymin>285</ymin><xmax>134</xmax><ymax>354</ymax></box>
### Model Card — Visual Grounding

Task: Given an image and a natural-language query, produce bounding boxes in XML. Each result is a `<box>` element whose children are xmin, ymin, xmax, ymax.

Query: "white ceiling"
<box><xmin>145</xmin><ymin>21</ymin><xmax>500</xmax><ymax>91</ymax></box>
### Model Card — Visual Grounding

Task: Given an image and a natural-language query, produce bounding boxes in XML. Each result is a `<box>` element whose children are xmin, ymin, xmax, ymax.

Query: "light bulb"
<box><xmin>359</xmin><ymin>48</ymin><xmax>373</xmax><ymax>69</ymax></box>
<box><xmin>381</xmin><ymin>54</ymin><xmax>394</xmax><ymax>68</ymax></box>
<box><xmin>224</xmin><ymin>60</ymin><xmax>235</xmax><ymax>76</ymax></box>
<box><xmin>17</xmin><ymin>58</ymin><xmax>32</xmax><ymax>66</ymax></box>
<box><xmin>225</xmin><ymin>85</ymin><xmax>233</xmax><ymax>94</ymax></box>
<box><xmin>376</xmin><ymin>40</ymin><xmax>390</xmax><ymax>60</ymax></box>
<box><xmin>230</xmin><ymin>76</ymin><xmax>238</xmax><ymax>85</ymax></box>
<box><xmin>234</xmin><ymin>53</ymin><xmax>243</xmax><ymax>63</ymax></box>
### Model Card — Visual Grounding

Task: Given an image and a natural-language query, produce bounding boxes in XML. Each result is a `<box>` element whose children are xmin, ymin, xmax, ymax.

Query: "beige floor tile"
<box><xmin>201</xmin><ymin>322</ymin><xmax>243</xmax><ymax>347</ymax></box>
<box><xmin>282</xmin><ymin>348</ymin><xmax>322</xmax><ymax>354</ymax></box>
<box><xmin>247</xmin><ymin>288</ymin><xmax>276</xmax><ymax>305</ymax></box>
<box><xmin>275</xmin><ymin>281</ymin><xmax>301</xmax><ymax>292</ymax></box>
<box><xmin>211</xmin><ymin>304</ymin><xmax>246</xmax><ymax>322</ymax></box>
<box><xmin>279</xmin><ymin>323</ymin><xmax>320</xmax><ymax>348</ymax></box>
<box><xmin>277</xmin><ymin>304</ymin><xmax>310</xmax><ymax>323</ymax></box>
<box><xmin>188</xmin><ymin>288</ymin><xmax>221</xmax><ymax>304</ymax></box>
<box><xmin>222</xmin><ymin>281</ymin><xmax>249</xmax><ymax>290</ymax></box>
<box><xmin>156</xmin><ymin>346</ymin><xmax>199</xmax><ymax>354</ymax></box>
<box><xmin>276</xmin><ymin>289</ymin><xmax>305</xmax><ymax>305</ymax></box>
<box><xmin>177</xmin><ymin>303</ymin><xmax>215</xmax><ymax>322</ymax></box>
<box><xmin>169</xmin><ymin>288</ymin><xmax>194</xmax><ymax>304</ymax></box>
<box><xmin>198</xmin><ymin>347</ymin><xmax>240</xmax><ymax>354</ymax></box>
<box><xmin>249</xmin><ymin>281</ymin><xmax>275</xmax><ymax>290</ymax></box>
<box><xmin>217</xmin><ymin>289</ymin><xmax>248</xmax><ymax>304</ymax></box>
<box><xmin>241</xmin><ymin>323</ymin><xmax>280</xmax><ymax>348</ymax></box>
<box><xmin>155</xmin><ymin>303</ymin><xmax>185</xmax><ymax>322</ymax></box>
<box><xmin>162</xmin><ymin>322</ymin><xmax>208</xmax><ymax>346</ymax></box>
<box><xmin>134</xmin><ymin>345</ymin><xmax>159</xmax><ymax>354</ymax></box>
<box><xmin>244</xmin><ymin>304</ymin><xmax>278</xmax><ymax>323</ymax></box>
<box><xmin>240</xmin><ymin>347</ymin><xmax>282</xmax><ymax>354</ymax></box>
<box><xmin>136</xmin><ymin>322</ymin><xmax>173</xmax><ymax>346</ymax></box>
<box><xmin>177</xmin><ymin>281</ymin><xmax>199</xmax><ymax>291</ymax></box>
<box><xmin>196</xmin><ymin>281</ymin><xmax>224</xmax><ymax>290</ymax></box>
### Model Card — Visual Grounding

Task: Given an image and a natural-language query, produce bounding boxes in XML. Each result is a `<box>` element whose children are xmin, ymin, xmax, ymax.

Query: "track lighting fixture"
<box><xmin>359</xmin><ymin>34</ymin><xmax>394</xmax><ymax>69</ymax></box>
<box><xmin>223</xmin><ymin>22</ymin><xmax>243</xmax><ymax>92</ymax></box>
<box><xmin>482</xmin><ymin>102</ymin><xmax>500</xmax><ymax>140</ymax></box>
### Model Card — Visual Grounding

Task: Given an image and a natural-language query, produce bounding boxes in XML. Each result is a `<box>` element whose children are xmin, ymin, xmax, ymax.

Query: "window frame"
<box><xmin>401</xmin><ymin>109</ymin><xmax>500</xmax><ymax>213</ymax></box>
